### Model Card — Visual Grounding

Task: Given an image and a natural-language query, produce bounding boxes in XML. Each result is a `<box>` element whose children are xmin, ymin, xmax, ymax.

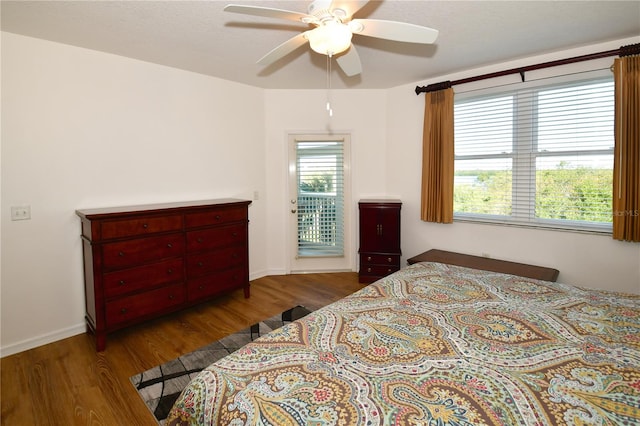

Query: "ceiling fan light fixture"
<box><xmin>306</xmin><ymin>22</ymin><xmax>352</xmax><ymax>56</ymax></box>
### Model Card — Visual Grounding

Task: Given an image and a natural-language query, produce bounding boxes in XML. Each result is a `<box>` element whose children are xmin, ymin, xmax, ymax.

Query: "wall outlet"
<box><xmin>11</xmin><ymin>205</ymin><xmax>31</xmax><ymax>221</ymax></box>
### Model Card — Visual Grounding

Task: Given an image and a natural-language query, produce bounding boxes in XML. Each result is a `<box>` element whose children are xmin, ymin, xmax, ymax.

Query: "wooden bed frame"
<box><xmin>407</xmin><ymin>249</ymin><xmax>559</xmax><ymax>282</ymax></box>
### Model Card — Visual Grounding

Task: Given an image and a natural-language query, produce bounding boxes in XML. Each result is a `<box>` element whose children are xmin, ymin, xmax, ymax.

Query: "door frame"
<box><xmin>287</xmin><ymin>133</ymin><xmax>353</xmax><ymax>273</ymax></box>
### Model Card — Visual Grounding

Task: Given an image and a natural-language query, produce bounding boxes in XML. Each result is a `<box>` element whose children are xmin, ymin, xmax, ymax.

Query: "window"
<box><xmin>454</xmin><ymin>72</ymin><xmax>614</xmax><ymax>232</ymax></box>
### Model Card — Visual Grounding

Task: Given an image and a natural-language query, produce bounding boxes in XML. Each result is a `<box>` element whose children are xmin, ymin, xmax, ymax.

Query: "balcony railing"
<box><xmin>297</xmin><ymin>192</ymin><xmax>343</xmax><ymax>257</ymax></box>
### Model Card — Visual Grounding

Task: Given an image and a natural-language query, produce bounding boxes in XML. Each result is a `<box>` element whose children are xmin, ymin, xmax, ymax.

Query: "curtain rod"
<box><xmin>415</xmin><ymin>42</ymin><xmax>640</xmax><ymax>95</ymax></box>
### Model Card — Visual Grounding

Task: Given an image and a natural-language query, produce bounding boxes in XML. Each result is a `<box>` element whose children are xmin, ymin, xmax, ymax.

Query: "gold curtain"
<box><xmin>612</xmin><ymin>55</ymin><xmax>640</xmax><ymax>242</ymax></box>
<box><xmin>420</xmin><ymin>88</ymin><xmax>454</xmax><ymax>223</ymax></box>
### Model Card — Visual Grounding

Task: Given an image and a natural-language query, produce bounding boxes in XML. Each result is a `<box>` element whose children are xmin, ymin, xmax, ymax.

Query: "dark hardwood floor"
<box><xmin>1</xmin><ymin>272</ymin><xmax>365</xmax><ymax>425</ymax></box>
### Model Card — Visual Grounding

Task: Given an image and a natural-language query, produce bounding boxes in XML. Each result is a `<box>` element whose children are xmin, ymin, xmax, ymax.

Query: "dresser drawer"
<box><xmin>105</xmin><ymin>283</ymin><xmax>185</xmax><ymax>327</ymax></box>
<box><xmin>186</xmin><ymin>246</ymin><xmax>247</xmax><ymax>278</ymax></box>
<box><xmin>103</xmin><ymin>258</ymin><xmax>184</xmax><ymax>298</ymax></box>
<box><xmin>185</xmin><ymin>206</ymin><xmax>248</xmax><ymax>228</ymax></box>
<box><xmin>186</xmin><ymin>224</ymin><xmax>246</xmax><ymax>253</ymax></box>
<box><xmin>360</xmin><ymin>254</ymin><xmax>401</xmax><ymax>267</ymax></box>
<box><xmin>187</xmin><ymin>267</ymin><xmax>245</xmax><ymax>301</ymax></box>
<box><xmin>102</xmin><ymin>234</ymin><xmax>184</xmax><ymax>269</ymax></box>
<box><xmin>101</xmin><ymin>215</ymin><xmax>183</xmax><ymax>239</ymax></box>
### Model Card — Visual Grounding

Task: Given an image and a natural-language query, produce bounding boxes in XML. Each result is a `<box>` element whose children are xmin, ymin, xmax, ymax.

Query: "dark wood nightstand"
<box><xmin>358</xmin><ymin>200</ymin><xmax>402</xmax><ymax>283</ymax></box>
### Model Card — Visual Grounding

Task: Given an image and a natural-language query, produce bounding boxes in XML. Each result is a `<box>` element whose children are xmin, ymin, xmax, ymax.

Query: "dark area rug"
<box><xmin>130</xmin><ymin>305</ymin><xmax>312</xmax><ymax>425</ymax></box>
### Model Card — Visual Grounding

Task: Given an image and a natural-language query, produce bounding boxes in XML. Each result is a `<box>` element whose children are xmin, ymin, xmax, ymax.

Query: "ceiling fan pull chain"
<box><xmin>326</xmin><ymin>54</ymin><xmax>333</xmax><ymax>117</ymax></box>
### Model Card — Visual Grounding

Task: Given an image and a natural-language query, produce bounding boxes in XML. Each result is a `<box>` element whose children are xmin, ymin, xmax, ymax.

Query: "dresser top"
<box><xmin>358</xmin><ymin>199</ymin><xmax>402</xmax><ymax>205</ymax></box>
<box><xmin>76</xmin><ymin>198</ymin><xmax>251</xmax><ymax>219</ymax></box>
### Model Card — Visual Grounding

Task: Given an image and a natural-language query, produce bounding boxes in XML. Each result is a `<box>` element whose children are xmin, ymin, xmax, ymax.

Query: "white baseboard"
<box><xmin>249</xmin><ymin>268</ymin><xmax>269</xmax><ymax>281</ymax></box>
<box><xmin>1</xmin><ymin>323</ymin><xmax>86</xmax><ymax>358</ymax></box>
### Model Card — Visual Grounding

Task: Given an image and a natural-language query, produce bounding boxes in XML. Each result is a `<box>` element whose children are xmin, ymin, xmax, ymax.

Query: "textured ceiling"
<box><xmin>2</xmin><ymin>1</ymin><xmax>639</xmax><ymax>89</ymax></box>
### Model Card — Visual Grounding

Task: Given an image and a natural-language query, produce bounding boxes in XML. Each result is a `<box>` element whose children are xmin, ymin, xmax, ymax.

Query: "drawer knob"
<box><xmin>167</xmin><ymin>268</ymin><xmax>173</xmax><ymax>274</ymax></box>
<box><xmin>215</xmin><ymin>215</ymin><xmax>221</xmax><ymax>220</ymax></box>
<box><xmin>118</xmin><ymin>251</ymin><xmax>125</xmax><ymax>257</ymax></box>
<box><xmin>167</xmin><ymin>243</ymin><xmax>173</xmax><ymax>248</ymax></box>
<box><xmin>197</xmin><ymin>237</ymin><xmax>203</xmax><ymax>243</ymax></box>
<box><xmin>387</xmin><ymin>257</ymin><xmax>392</xmax><ymax>263</ymax></box>
<box><xmin>367</xmin><ymin>268</ymin><xmax>371</xmax><ymax>272</ymax></box>
<box><xmin>142</xmin><ymin>223</ymin><xmax>148</xmax><ymax>229</ymax></box>
<box><xmin>367</xmin><ymin>256</ymin><xmax>372</xmax><ymax>261</ymax></box>
<box><xmin>232</xmin><ymin>232</ymin><xmax>238</xmax><ymax>237</ymax></box>
<box><xmin>199</xmin><ymin>285</ymin><xmax>204</xmax><ymax>290</ymax></box>
<box><xmin>120</xmin><ymin>308</ymin><xmax>127</xmax><ymax>314</ymax></box>
<box><xmin>198</xmin><ymin>261</ymin><xmax>204</xmax><ymax>267</ymax></box>
<box><xmin>119</xmin><ymin>280</ymin><xmax>125</xmax><ymax>286</ymax></box>
<box><xmin>169</xmin><ymin>294</ymin><xmax>175</xmax><ymax>300</ymax></box>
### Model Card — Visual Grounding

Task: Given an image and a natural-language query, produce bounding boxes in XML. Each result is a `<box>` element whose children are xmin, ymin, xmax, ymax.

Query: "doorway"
<box><xmin>288</xmin><ymin>134</ymin><xmax>352</xmax><ymax>272</ymax></box>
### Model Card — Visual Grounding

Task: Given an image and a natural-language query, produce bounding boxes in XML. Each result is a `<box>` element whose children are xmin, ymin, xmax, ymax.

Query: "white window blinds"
<box><xmin>296</xmin><ymin>140</ymin><xmax>345</xmax><ymax>257</ymax></box>
<box><xmin>454</xmin><ymin>75</ymin><xmax>614</xmax><ymax>231</ymax></box>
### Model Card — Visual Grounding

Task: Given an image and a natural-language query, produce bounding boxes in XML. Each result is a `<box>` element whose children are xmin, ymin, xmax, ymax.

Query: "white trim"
<box><xmin>1</xmin><ymin>323</ymin><xmax>86</xmax><ymax>357</ymax></box>
<box><xmin>454</xmin><ymin>215</ymin><xmax>612</xmax><ymax>235</ymax></box>
<box><xmin>249</xmin><ymin>268</ymin><xmax>270</xmax><ymax>281</ymax></box>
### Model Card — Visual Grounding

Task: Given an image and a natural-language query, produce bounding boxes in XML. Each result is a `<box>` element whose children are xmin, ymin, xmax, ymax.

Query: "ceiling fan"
<box><xmin>224</xmin><ymin>0</ymin><xmax>439</xmax><ymax>77</ymax></box>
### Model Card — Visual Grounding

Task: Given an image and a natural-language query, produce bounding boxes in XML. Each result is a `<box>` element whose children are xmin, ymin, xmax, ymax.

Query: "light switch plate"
<box><xmin>11</xmin><ymin>205</ymin><xmax>31</xmax><ymax>221</ymax></box>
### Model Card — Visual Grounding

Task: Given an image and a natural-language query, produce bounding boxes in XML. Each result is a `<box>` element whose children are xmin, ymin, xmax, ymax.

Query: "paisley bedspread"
<box><xmin>166</xmin><ymin>262</ymin><xmax>640</xmax><ymax>425</ymax></box>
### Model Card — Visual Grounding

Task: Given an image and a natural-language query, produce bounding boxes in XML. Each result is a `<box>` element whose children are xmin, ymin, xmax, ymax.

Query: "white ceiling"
<box><xmin>2</xmin><ymin>1</ymin><xmax>639</xmax><ymax>89</ymax></box>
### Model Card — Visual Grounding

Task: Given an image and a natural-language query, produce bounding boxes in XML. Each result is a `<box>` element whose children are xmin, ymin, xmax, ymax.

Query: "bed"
<box><xmin>166</xmin><ymin>255</ymin><xmax>640</xmax><ymax>425</ymax></box>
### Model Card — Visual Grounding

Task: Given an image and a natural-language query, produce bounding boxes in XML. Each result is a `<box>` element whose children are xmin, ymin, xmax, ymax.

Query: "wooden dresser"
<box><xmin>358</xmin><ymin>199</ymin><xmax>402</xmax><ymax>283</ymax></box>
<box><xmin>76</xmin><ymin>199</ymin><xmax>251</xmax><ymax>351</ymax></box>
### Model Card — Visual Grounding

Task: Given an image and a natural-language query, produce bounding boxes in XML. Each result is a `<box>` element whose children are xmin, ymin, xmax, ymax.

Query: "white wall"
<box><xmin>386</xmin><ymin>37</ymin><xmax>640</xmax><ymax>295</ymax></box>
<box><xmin>1</xmin><ymin>33</ymin><xmax>268</xmax><ymax>355</ymax></box>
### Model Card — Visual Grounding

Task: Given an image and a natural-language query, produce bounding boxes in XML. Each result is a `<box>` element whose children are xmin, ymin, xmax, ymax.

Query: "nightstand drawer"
<box><xmin>359</xmin><ymin>264</ymin><xmax>400</xmax><ymax>277</ymax></box>
<box><xmin>103</xmin><ymin>258</ymin><xmax>184</xmax><ymax>298</ymax></box>
<box><xmin>360</xmin><ymin>253</ymin><xmax>401</xmax><ymax>267</ymax></box>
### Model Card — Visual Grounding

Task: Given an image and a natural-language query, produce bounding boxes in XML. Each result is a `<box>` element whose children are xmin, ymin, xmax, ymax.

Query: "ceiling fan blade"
<box><xmin>329</xmin><ymin>0</ymin><xmax>369</xmax><ymax>19</ymax></box>
<box><xmin>224</xmin><ymin>4</ymin><xmax>314</xmax><ymax>24</ymax></box>
<box><xmin>351</xmin><ymin>19</ymin><xmax>439</xmax><ymax>44</ymax></box>
<box><xmin>336</xmin><ymin>45</ymin><xmax>362</xmax><ymax>77</ymax></box>
<box><xmin>257</xmin><ymin>33</ymin><xmax>309</xmax><ymax>66</ymax></box>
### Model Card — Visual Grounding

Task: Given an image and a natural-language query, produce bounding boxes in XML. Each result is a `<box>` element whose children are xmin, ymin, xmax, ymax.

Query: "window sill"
<box><xmin>453</xmin><ymin>215</ymin><xmax>613</xmax><ymax>236</ymax></box>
